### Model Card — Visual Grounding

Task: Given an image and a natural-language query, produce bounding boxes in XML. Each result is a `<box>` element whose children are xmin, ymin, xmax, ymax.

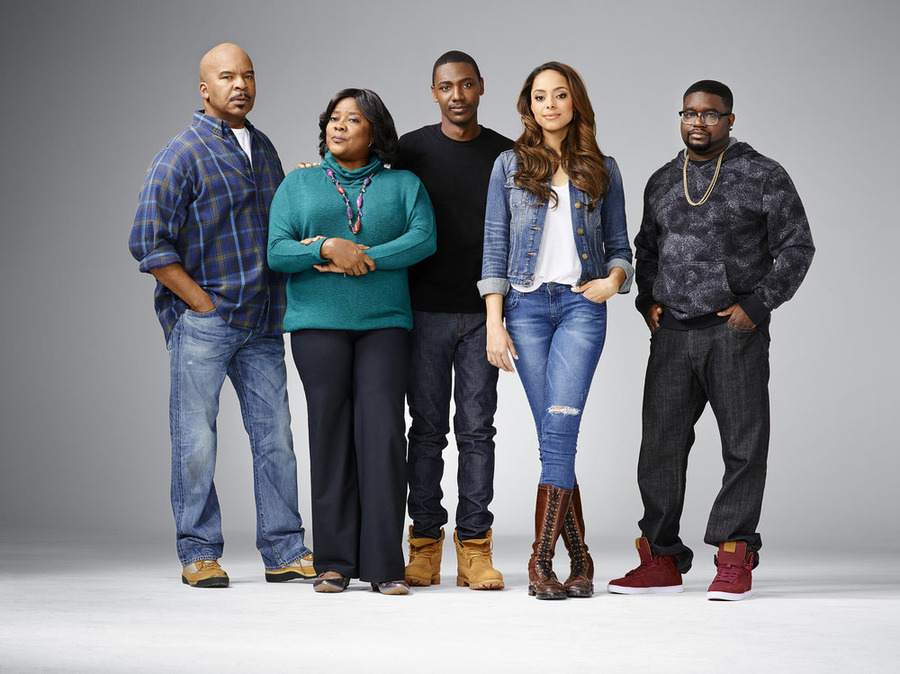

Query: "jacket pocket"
<box><xmin>652</xmin><ymin>261</ymin><xmax>735</xmax><ymax>317</ymax></box>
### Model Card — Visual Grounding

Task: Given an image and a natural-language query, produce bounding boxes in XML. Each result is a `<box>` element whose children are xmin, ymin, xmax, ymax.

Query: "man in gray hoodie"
<box><xmin>608</xmin><ymin>80</ymin><xmax>814</xmax><ymax>601</ymax></box>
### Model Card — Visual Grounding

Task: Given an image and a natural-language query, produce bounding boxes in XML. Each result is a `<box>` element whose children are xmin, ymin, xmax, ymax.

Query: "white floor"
<box><xmin>1</xmin><ymin>532</ymin><xmax>897</xmax><ymax>673</ymax></box>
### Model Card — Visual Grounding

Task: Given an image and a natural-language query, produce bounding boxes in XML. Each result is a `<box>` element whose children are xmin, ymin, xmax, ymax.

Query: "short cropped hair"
<box><xmin>431</xmin><ymin>50</ymin><xmax>481</xmax><ymax>84</ymax></box>
<box><xmin>318</xmin><ymin>88</ymin><xmax>399</xmax><ymax>165</ymax></box>
<box><xmin>684</xmin><ymin>80</ymin><xmax>733</xmax><ymax>111</ymax></box>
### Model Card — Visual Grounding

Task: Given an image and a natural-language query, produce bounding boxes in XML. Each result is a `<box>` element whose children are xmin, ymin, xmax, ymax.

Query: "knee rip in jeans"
<box><xmin>547</xmin><ymin>405</ymin><xmax>581</xmax><ymax>416</ymax></box>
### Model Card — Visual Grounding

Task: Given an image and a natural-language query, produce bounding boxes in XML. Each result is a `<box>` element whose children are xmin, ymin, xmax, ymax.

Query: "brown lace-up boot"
<box><xmin>527</xmin><ymin>484</ymin><xmax>572</xmax><ymax>600</ymax></box>
<box><xmin>561</xmin><ymin>483</ymin><xmax>594</xmax><ymax>598</ymax></box>
<box><xmin>404</xmin><ymin>526</ymin><xmax>444</xmax><ymax>586</ymax></box>
<box><xmin>455</xmin><ymin>529</ymin><xmax>504</xmax><ymax>590</ymax></box>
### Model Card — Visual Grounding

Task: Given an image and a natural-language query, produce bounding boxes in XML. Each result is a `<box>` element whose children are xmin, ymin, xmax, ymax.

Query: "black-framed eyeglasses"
<box><xmin>679</xmin><ymin>110</ymin><xmax>731</xmax><ymax>126</ymax></box>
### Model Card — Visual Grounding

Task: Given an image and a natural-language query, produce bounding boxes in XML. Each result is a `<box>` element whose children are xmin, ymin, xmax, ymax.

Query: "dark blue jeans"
<box><xmin>638</xmin><ymin>323</ymin><xmax>770</xmax><ymax>573</ymax></box>
<box><xmin>407</xmin><ymin>311</ymin><xmax>499</xmax><ymax>541</ymax></box>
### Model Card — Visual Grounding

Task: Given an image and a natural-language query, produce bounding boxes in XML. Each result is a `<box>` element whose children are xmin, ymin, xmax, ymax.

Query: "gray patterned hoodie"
<box><xmin>635</xmin><ymin>140</ymin><xmax>814</xmax><ymax>328</ymax></box>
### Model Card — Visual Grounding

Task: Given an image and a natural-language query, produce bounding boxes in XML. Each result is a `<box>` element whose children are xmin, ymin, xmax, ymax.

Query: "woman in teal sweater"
<box><xmin>268</xmin><ymin>88</ymin><xmax>436</xmax><ymax>596</ymax></box>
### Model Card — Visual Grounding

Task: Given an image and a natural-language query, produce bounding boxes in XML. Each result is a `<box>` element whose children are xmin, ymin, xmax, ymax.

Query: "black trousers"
<box><xmin>291</xmin><ymin>328</ymin><xmax>409</xmax><ymax>582</ymax></box>
<box><xmin>638</xmin><ymin>323</ymin><xmax>770</xmax><ymax>574</ymax></box>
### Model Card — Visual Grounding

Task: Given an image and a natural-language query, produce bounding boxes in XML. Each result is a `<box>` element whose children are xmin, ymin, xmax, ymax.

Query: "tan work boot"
<box><xmin>265</xmin><ymin>552</ymin><xmax>316</xmax><ymax>582</ymax></box>
<box><xmin>405</xmin><ymin>525</ymin><xmax>443</xmax><ymax>586</ymax></box>
<box><xmin>182</xmin><ymin>559</ymin><xmax>229</xmax><ymax>588</ymax></box>
<box><xmin>455</xmin><ymin>529</ymin><xmax>504</xmax><ymax>590</ymax></box>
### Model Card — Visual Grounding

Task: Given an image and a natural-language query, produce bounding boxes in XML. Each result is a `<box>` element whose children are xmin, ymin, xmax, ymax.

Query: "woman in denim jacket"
<box><xmin>477</xmin><ymin>62</ymin><xmax>633</xmax><ymax>600</ymax></box>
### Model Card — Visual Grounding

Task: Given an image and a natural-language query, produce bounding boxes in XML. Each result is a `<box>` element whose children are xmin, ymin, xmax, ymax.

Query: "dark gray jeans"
<box><xmin>638</xmin><ymin>323</ymin><xmax>770</xmax><ymax>573</ymax></box>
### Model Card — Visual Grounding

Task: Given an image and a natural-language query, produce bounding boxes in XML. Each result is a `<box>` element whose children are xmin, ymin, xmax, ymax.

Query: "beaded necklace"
<box><xmin>325</xmin><ymin>168</ymin><xmax>374</xmax><ymax>234</ymax></box>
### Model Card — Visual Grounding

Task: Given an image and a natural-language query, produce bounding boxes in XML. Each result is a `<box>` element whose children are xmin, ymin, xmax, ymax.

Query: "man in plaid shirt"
<box><xmin>129</xmin><ymin>43</ymin><xmax>314</xmax><ymax>587</ymax></box>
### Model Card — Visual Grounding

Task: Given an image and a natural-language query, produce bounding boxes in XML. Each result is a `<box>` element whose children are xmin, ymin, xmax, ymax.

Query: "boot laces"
<box><xmin>410</xmin><ymin>543</ymin><xmax>439</xmax><ymax>560</ymax></box>
<box><xmin>466</xmin><ymin>547</ymin><xmax>492</xmax><ymax>560</ymax></box>
<box><xmin>534</xmin><ymin>491</ymin><xmax>562</xmax><ymax>578</ymax></box>
<box><xmin>563</xmin><ymin>514</ymin><xmax>586</xmax><ymax>573</ymax></box>
<box><xmin>538</xmin><ymin>493</ymin><xmax>561</xmax><ymax>549</ymax></box>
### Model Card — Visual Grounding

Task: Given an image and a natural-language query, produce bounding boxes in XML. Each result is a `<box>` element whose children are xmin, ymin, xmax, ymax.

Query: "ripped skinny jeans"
<box><xmin>503</xmin><ymin>283</ymin><xmax>607</xmax><ymax>489</ymax></box>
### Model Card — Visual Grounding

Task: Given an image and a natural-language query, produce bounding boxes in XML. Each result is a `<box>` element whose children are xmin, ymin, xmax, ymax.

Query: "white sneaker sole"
<box><xmin>707</xmin><ymin>589</ymin><xmax>752</xmax><ymax>601</ymax></box>
<box><xmin>607</xmin><ymin>584</ymin><xmax>683</xmax><ymax>595</ymax></box>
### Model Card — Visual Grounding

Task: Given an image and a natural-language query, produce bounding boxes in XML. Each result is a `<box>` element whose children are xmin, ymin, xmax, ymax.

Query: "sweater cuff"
<box><xmin>311</xmin><ymin>238</ymin><xmax>328</xmax><ymax>263</ymax></box>
<box><xmin>740</xmin><ymin>293</ymin><xmax>770</xmax><ymax>326</ymax></box>
<box><xmin>635</xmin><ymin>294</ymin><xmax>657</xmax><ymax>318</ymax></box>
<box><xmin>477</xmin><ymin>278</ymin><xmax>510</xmax><ymax>298</ymax></box>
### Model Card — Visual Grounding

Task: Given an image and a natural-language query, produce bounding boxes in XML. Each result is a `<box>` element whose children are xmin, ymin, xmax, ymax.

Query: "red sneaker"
<box><xmin>707</xmin><ymin>541</ymin><xmax>753</xmax><ymax>601</ymax></box>
<box><xmin>607</xmin><ymin>537</ymin><xmax>683</xmax><ymax>594</ymax></box>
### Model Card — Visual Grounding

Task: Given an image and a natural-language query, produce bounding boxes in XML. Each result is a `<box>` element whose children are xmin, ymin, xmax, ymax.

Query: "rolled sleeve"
<box><xmin>137</xmin><ymin>247</ymin><xmax>181</xmax><ymax>273</ymax></box>
<box><xmin>129</xmin><ymin>155</ymin><xmax>190</xmax><ymax>274</ymax></box>
<box><xmin>480</xmin><ymin>154</ymin><xmax>512</xmax><ymax>297</ymax></box>
<box><xmin>607</xmin><ymin>257</ymin><xmax>634</xmax><ymax>294</ymax></box>
<box><xmin>600</xmin><ymin>158</ymin><xmax>634</xmax><ymax>294</ymax></box>
<box><xmin>477</xmin><ymin>277</ymin><xmax>510</xmax><ymax>297</ymax></box>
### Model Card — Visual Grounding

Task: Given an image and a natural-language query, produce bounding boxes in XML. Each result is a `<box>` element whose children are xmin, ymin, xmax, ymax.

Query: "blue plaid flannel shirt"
<box><xmin>129</xmin><ymin>111</ymin><xmax>288</xmax><ymax>340</ymax></box>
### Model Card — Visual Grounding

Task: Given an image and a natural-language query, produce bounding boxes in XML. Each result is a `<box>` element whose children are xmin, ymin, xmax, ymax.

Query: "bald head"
<box><xmin>198</xmin><ymin>43</ymin><xmax>256</xmax><ymax>128</ymax></box>
<box><xmin>199</xmin><ymin>43</ymin><xmax>250</xmax><ymax>81</ymax></box>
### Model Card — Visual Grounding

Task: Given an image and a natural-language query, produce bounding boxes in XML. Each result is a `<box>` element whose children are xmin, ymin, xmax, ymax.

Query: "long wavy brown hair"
<box><xmin>514</xmin><ymin>62</ymin><xmax>608</xmax><ymax>211</ymax></box>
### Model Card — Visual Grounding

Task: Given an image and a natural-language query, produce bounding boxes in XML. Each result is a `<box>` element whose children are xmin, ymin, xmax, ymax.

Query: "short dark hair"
<box><xmin>431</xmin><ymin>50</ymin><xmax>481</xmax><ymax>84</ymax></box>
<box><xmin>684</xmin><ymin>80</ymin><xmax>733</xmax><ymax>111</ymax></box>
<box><xmin>318</xmin><ymin>88</ymin><xmax>399</xmax><ymax>165</ymax></box>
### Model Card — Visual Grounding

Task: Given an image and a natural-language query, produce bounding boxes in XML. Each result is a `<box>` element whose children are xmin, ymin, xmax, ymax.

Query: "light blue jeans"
<box><xmin>167</xmin><ymin>309</ymin><xmax>310</xmax><ymax>569</ymax></box>
<box><xmin>504</xmin><ymin>284</ymin><xmax>607</xmax><ymax>489</ymax></box>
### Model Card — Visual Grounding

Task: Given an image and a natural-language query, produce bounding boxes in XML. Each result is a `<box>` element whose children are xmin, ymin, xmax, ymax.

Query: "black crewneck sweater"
<box><xmin>395</xmin><ymin>124</ymin><xmax>513</xmax><ymax>313</ymax></box>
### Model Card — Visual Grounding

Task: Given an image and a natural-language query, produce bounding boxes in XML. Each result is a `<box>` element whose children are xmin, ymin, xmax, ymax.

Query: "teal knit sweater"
<box><xmin>268</xmin><ymin>153</ymin><xmax>436</xmax><ymax>332</ymax></box>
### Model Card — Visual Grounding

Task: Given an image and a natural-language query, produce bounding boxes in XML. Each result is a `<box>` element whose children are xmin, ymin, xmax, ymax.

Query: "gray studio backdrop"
<box><xmin>1</xmin><ymin>0</ymin><xmax>896</xmax><ymax>559</ymax></box>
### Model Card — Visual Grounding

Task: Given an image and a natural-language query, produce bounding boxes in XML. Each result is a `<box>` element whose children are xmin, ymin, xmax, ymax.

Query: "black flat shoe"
<box><xmin>371</xmin><ymin>580</ymin><xmax>410</xmax><ymax>595</ymax></box>
<box><xmin>313</xmin><ymin>573</ymin><xmax>350</xmax><ymax>593</ymax></box>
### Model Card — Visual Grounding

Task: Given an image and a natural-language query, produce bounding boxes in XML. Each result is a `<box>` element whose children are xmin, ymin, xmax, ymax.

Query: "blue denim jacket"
<box><xmin>478</xmin><ymin>150</ymin><xmax>633</xmax><ymax>297</ymax></box>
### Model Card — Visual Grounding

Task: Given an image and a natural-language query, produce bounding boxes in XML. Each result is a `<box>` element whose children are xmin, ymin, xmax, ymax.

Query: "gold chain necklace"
<box><xmin>683</xmin><ymin>150</ymin><xmax>725</xmax><ymax>207</ymax></box>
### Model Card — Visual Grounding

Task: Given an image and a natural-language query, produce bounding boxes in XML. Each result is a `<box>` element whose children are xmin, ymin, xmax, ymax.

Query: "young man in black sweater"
<box><xmin>394</xmin><ymin>51</ymin><xmax>513</xmax><ymax>590</ymax></box>
<box><xmin>608</xmin><ymin>80</ymin><xmax>814</xmax><ymax>601</ymax></box>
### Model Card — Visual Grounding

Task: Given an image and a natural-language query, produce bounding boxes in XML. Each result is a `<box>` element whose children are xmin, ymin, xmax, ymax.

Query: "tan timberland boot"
<box><xmin>404</xmin><ymin>525</ymin><xmax>443</xmax><ymax>586</ymax></box>
<box><xmin>181</xmin><ymin>559</ymin><xmax>229</xmax><ymax>588</ymax></box>
<box><xmin>455</xmin><ymin>529</ymin><xmax>504</xmax><ymax>590</ymax></box>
